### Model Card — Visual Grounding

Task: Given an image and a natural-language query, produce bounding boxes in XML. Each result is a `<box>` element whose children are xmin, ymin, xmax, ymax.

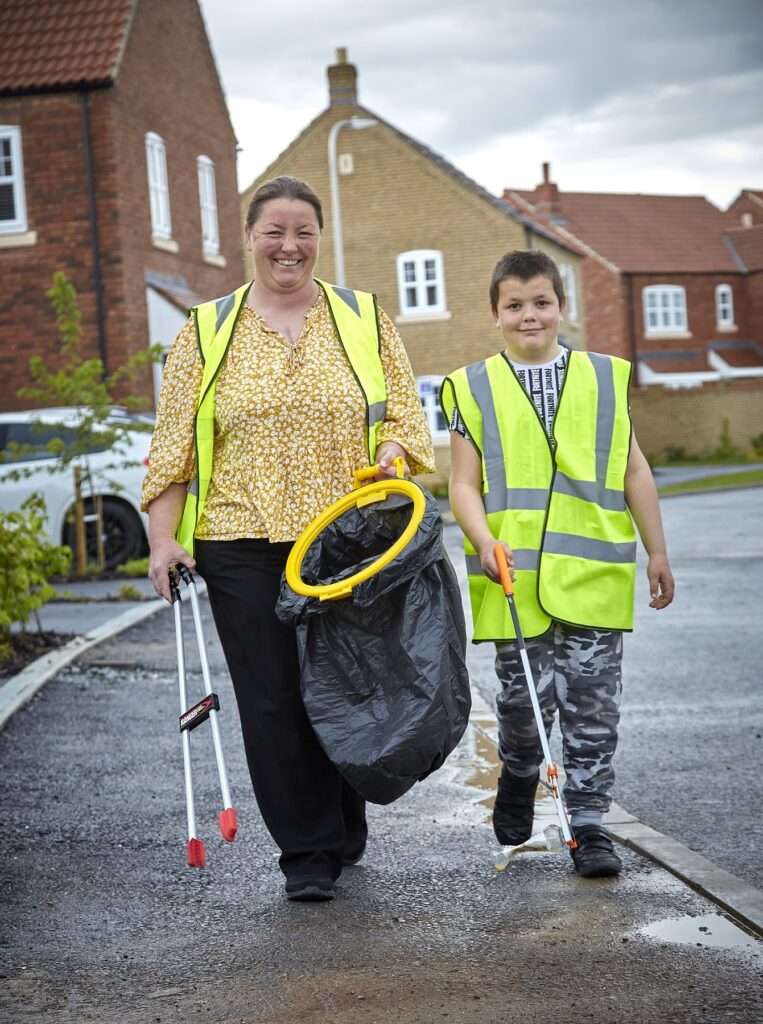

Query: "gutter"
<box><xmin>80</xmin><ymin>90</ymin><xmax>108</xmax><ymax>373</ymax></box>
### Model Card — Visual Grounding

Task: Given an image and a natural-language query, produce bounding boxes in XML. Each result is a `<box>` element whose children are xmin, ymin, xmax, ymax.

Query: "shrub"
<box><xmin>712</xmin><ymin>418</ymin><xmax>740</xmax><ymax>462</ymax></box>
<box><xmin>0</xmin><ymin>495</ymin><xmax>71</xmax><ymax>658</ymax></box>
<box><xmin>115</xmin><ymin>557</ymin><xmax>150</xmax><ymax>578</ymax></box>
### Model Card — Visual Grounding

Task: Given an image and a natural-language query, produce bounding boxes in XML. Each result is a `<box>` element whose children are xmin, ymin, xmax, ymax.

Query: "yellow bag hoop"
<box><xmin>285</xmin><ymin>457</ymin><xmax>427</xmax><ymax>602</ymax></box>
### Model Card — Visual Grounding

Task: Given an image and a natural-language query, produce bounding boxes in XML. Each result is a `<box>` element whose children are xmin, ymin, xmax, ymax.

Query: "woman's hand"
<box><xmin>148</xmin><ymin>537</ymin><xmax>196</xmax><ymax>603</ymax></box>
<box><xmin>375</xmin><ymin>441</ymin><xmax>410</xmax><ymax>479</ymax></box>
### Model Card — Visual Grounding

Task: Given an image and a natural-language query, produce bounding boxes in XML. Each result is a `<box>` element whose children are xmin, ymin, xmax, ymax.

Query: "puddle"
<box><xmin>638</xmin><ymin>913</ymin><xmax>761</xmax><ymax>954</ymax></box>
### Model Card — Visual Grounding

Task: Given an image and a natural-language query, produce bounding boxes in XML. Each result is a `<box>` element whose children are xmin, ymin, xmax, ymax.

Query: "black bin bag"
<box><xmin>276</xmin><ymin>485</ymin><xmax>471</xmax><ymax>805</ymax></box>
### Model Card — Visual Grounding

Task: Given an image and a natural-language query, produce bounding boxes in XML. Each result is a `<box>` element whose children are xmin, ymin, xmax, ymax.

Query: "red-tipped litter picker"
<box><xmin>493</xmin><ymin>544</ymin><xmax>576</xmax><ymax>870</ymax></box>
<box><xmin>171</xmin><ymin>565</ymin><xmax>238</xmax><ymax>868</ymax></box>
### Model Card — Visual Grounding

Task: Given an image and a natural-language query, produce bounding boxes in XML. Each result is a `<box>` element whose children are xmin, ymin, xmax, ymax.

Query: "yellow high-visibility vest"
<box><xmin>176</xmin><ymin>279</ymin><xmax>387</xmax><ymax>555</ymax></box>
<box><xmin>440</xmin><ymin>350</ymin><xmax>636</xmax><ymax>640</ymax></box>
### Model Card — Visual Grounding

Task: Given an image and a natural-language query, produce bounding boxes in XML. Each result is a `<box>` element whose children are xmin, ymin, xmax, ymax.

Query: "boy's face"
<box><xmin>492</xmin><ymin>274</ymin><xmax>566</xmax><ymax>364</ymax></box>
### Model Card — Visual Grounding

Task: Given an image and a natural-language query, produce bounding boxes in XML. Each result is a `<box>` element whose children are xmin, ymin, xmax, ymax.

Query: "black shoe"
<box><xmin>343</xmin><ymin>833</ymin><xmax>367</xmax><ymax>866</ymax></box>
<box><xmin>570</xmin><ymin>825</ymin><xmax>622</xmax><ymax>878</ymax></box>
<box><xmin>285</xmin><ymin>877</ymin><xmax>336</xmax><ymax>901</ymax></box>
<box><xmin>492</xmin><ymin>767</ymin><xmax>539</xmax><ymax>845</ymax></box>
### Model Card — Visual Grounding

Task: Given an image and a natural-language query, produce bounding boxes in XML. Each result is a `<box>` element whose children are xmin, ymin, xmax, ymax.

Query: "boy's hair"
<box><xmin>490</xmin><ymin>250</ymin><xmax>565</xmax><ymax>310</ymax></box>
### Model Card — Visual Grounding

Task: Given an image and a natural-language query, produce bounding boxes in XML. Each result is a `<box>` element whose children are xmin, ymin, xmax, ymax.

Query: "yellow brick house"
<box><xmin>241</xmin><ymin>50</ymin><xmax>585</xmax><ymax>484</ymax></box>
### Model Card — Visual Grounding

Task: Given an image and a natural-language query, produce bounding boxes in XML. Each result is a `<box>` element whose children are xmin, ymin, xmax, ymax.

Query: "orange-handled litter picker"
<box><xmin>493</xmin><ymin>544</ymin><xmax>576</xmax><ymax>865</ymax></box>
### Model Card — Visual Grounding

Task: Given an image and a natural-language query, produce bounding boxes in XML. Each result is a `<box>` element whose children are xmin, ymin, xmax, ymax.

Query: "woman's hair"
<box><xmin>244</xmin><ymin>176</ymin><xmax>324</xmax><ymax>230</ymax></box>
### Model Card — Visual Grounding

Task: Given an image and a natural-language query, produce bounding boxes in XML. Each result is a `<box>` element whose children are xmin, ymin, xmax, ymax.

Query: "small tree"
<box><xmin>0</xmin><ymin>495</ymin><xmax>71</xmax><ymax>662</ymax></box>
<box><xmin>6</xmin><ymin>271</ymin><xmax>162</xmax><ymax>571</ymax></box>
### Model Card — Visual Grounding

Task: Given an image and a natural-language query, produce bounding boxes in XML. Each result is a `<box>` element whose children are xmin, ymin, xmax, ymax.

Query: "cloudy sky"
<box><xmin>198</xmin><ymin>0</ymin><xmax>762</xmax><ymax>209</ymax></box>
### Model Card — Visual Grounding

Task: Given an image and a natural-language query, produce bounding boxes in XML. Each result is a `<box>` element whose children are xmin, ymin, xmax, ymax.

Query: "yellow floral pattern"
<box><xmin>141</xmin><ymin>291</ymin><xmax>435</xmax><ymax>542</ymax></box>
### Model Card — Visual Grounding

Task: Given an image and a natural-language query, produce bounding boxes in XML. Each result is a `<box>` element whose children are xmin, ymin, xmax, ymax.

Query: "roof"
<box><xmin>725</xmin><ymin>224</ymin><xmax>763</xmax><ymax>272</ymax></box>
<box><xmin>0</xmin><ymin>0</ymin><xmax>135</xmax><ymax>95</ymax></box>
<box><xmin>246</xmin><ymin>105</ymin><xmax>581</xmax><ymax>258</ymax></box>
<box><xmin>505</xmin><ymin>188</ymin><xmax>739</xmax><ymax>274</ymax></box>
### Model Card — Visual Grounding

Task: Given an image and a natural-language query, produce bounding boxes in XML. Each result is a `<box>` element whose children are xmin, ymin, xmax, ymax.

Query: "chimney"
<box><xmin>533</xmin><ymin>161</ymin><xmax>560</xmax><ymax>221</ymax></box>
<box><xmin>327</xmin><ymin>47</ymin><xmax>358</xmax><ymax>107</ymax></box>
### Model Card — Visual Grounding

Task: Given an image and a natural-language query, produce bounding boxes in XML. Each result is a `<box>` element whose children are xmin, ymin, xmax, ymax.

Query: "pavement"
<box><xmin>1</xmin><ymin>473</ymin><xmax>761</xmax><ymax>1022</ymax></box>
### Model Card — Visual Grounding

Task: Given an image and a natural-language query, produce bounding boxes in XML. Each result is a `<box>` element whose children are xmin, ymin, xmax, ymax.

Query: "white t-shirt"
<box><xmin>450</xmin><ymin>349</ymin><xmax>568</xmax><ymax>444</ymax></box>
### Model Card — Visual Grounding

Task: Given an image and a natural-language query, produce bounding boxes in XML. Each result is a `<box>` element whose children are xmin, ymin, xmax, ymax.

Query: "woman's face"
<box><xmin>245</xmin><ymin>198</ymin><xmax>321</xmax><ymax>294</ymax></box>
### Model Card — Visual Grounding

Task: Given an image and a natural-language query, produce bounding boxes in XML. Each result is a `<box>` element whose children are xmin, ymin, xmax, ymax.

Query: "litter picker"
<box><xmin>493</xmin><ymin>544</ymin><xmax>576</xmax><ymax>868</ymax></box>
<box><xmin>171</xmin><ymin>564</ymin><xmax>238</xmax><ymax>868</ymax></box>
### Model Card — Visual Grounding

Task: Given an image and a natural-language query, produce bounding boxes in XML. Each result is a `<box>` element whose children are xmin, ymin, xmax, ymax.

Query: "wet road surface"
<box><xmin>1</xmin><ymin>490</ymin><xmax>762</xmax><ymax>1023</ymax></box>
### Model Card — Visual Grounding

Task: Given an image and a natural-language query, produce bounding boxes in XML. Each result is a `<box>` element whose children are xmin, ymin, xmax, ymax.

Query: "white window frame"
<box><xmin>416</xmin><ymin>375</ymin><xmax>449</xmax><ymax>442</ymax></box>
<box><xmin>643</xmin><ymin>285</ymin><xmax>687</xmax><ymax>334</ymax></box>
<box><xmin>560</xmin><ymin>263</ymin><xmax>578</xmax><ymax>322</ymax></box>
<box><xmin>715</xmin><ymin>283</ymin><xmax>735</xmax><ymax>328</ymax></box>
<box><xmin>196</xmin><ymin>155</ymin><xmax>220</xmax><ymax>256</ymax></box>
<box><xmin>0</xmin><ymin>125</ymin><xmax>28</xmax><ymax>234</ymax></box>
<box><xmin>145</xmin><ymin>132</ymin><xmax>172</xmax><ymax>240</ymax></box>
<box><xmin>396</xmin><ymin>250</ymin><xmax>446</xmax><ymax>316</ymax></box>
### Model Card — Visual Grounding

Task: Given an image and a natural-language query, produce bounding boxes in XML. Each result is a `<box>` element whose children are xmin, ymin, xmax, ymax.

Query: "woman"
<box><xmin>142</xmin><ymin>176</ymin><xmax>435</xmax><ymax>901</ymax></box>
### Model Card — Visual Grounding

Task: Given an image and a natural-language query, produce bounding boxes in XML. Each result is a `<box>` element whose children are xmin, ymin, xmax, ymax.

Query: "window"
<box><xmin>197</xmin><ymin>155</ymin><xmax>220</xmax><ymax>256</ymax></box>
<box><xmin>416</xmin><ymin>376</ymin><xmax>448</xmax><ymax>441</ymax></box>
<box><xmin>560</xmin><ymin>263</ymin><xmax>578</xmax><ymax>322</ymax></box>
<box><xmin>145</xmin><ymin>132</ymin><xmax>172</xmax><ymax>239</ymax></box>
<box><xmin>396</xmin><ymin>250</ymin><xmax>446</xmax><ymax>315</ymax></box>
<box><xmin>643</xmin><ymin>285</ymin><xmax>687</xmax><ymax>334</ymax></box>
<box><xmin>715</xmin><ymin>284</ymin><xmax>734</xmax><ymax>328</ymax></box>
<box><xmin>0</xmin><ymin>126</ymin><xmax>28</xmax><ymax>234</ymax></box>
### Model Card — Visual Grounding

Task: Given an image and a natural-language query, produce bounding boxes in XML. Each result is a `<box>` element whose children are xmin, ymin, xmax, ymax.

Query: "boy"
<box><xmin>440</xmin><ymin>250</ymin><xmax>674</xmax><ymax>877</ymax></box>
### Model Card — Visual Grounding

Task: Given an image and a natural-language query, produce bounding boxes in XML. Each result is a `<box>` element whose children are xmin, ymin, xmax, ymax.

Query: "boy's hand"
<box><xmin>647</xmin><ymin>554</ymin><xmax>675</xmax><ymax>609</ymax></box>
<box><xmin>479</xmin><ymin>539</ymin><xmax>514</xmax><ymax>584</ymax></box>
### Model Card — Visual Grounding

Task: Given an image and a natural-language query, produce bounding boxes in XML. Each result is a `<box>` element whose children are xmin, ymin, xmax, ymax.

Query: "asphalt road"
<box><xmin>446</xmin><ymin>486</ymin><xmax>763</xmax><ymax>891</ymax></box>
<box><xmin>0</xmin><ymin>485</ymin><xmax>761</xmax><ymax>1023</ymax></box>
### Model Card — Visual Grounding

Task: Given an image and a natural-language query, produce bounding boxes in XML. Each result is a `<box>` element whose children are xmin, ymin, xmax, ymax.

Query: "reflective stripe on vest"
<box><xmin>317</xmin><ymin>279</ymin><xmax>386</xmax><ymax>457</ymax></box>
<box><xmin>440</xmin><ymin>350</ymin><xmax>636</xmax><ymax>640</ymax></box>
<box><xmin>176</xmin><ymin>280</ymin><xmax>385</xmax><ymax>556</ymax></box>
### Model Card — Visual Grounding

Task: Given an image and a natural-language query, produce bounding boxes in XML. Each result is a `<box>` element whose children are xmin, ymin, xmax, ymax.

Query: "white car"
<box><xmin>0</xmin><ymin>407</ymin><xmax>153</xmax><ymax>570</ymax></box>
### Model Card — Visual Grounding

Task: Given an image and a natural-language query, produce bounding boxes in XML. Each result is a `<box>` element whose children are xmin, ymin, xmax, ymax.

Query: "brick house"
<box><xmin>241</xmin><ymin>50</ymin><xmax>584</xmax><ymax>480</ymax></box>
<box><xmin>725</xmin><ymin>189</ymin><xmax>763</xmax><ymax>228</ymax></box>
<box><xmin>504</xmin><ymin>165</ymin><xmax>763</xmax><ymax>459</ymax></box>
<box><xmin>0</xmin><ymin>0</ymin><xmax>246</xmax><ymax>412</ymax></box>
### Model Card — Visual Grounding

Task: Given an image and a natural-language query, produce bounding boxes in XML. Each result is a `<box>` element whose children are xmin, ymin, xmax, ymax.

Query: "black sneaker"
<box><xmin>285</xmin><ymin>878</ymin><xmax>336</xmax><ymax>901</ymax></box>
<box><xmin>492</xmin><ymin>767</ymin><xmax>539</xmax><ymax>845</ymax></box>
<box><xmin>570</xmin><ymin>825</ymin><xmax>622</xmax><ymax>878</ymax></box>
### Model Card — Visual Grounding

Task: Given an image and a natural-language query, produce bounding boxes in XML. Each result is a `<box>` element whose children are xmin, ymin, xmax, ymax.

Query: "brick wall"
<box><xmin>580</xmin><ymin>257</ymin><xmax>630</xmax><ymax>359</ymax></box>
<box><xmin>0</xmin><ymin>0</ymin><xmax>246</xmax><ymax>412</ymax></box>
<box><xmin>631</xmin><ymin>377</ymin><xmax>763</xmax><ymax>461</ymax></box>
<box><xmin>628</xmin><ymin>272</ymin><xmax>750</xmax><ymax>359</ymax></box>
<box><xmin>725</xmin><ymin>194</ymin><xmax>763</xmax><ymax>227</ymax></box>
<box><xmin>0</xmin><ymin>92</ymin><xmax>101</xmax><ymax>407</ymax></box>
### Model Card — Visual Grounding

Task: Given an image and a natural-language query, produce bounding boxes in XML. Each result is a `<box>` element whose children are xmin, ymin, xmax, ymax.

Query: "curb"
<box><xmin>4</xmin><ymin>593</ymin><xmax>763</xmax><ymax>941</ymax></box>
<box><xmin>469</xmin><ymin>689</ymin><xmax>763</xmax><ymax>939</ymax></box>
<box><xmin>0</xmin><ymin>597</ymin><xmax>169</xmax><ymax>733</ymax></box>
<box><xmin>607</xmin><ymin>809</ymin><xmax>763</xmax><ymax>938</ymax></box>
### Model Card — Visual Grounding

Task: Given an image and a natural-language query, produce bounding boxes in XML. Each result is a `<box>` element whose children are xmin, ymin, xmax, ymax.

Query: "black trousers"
<box><xmin>195</xmin><ymin>539</ymin><xmax>366</xmax><ymax>883</ymax></box>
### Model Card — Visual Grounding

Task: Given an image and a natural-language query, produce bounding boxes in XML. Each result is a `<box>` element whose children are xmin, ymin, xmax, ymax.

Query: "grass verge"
<box><xmin>658</xmin><ymin>468</ymin><xmax>763</xmax><ymax>496</ymax></box>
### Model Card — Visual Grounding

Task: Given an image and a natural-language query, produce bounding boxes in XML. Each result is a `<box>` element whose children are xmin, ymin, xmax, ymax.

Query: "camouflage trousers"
<box><xmin>495</xmin><ymin>624</ymin><xmax>622</xmax><ymax>816</ymax></box>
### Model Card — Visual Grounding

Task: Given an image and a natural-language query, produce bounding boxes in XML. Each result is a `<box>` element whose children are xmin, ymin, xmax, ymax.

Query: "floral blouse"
<box><xmin>140</xmin><ymin>291</ymin><xmax>436</xmax><ymax>542</ymax></box>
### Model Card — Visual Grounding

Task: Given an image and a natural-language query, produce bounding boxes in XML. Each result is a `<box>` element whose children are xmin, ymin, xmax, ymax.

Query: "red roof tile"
<box><xmin>725</xmin><ymin>225</ymin><xmax>763</xmax><ymax>272</ymax></box>
<box><xmin>710</xmin><ymin>341</ymin><xmax>763</xmax><ymax>369</ymax></box>
<box><xmin>0</xmin><ymin>0</ymin><xmax>135</xmax><ymax>94</ymax></box>
<box><xmin>639</xmin><ymin>350</ymin><xmax>715</xmax><ymax>373</ymax></box>
<box><xmin>506</xmin><ymin>188</ymin><xmax>738</xmax><ymax>274</ymax></box>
